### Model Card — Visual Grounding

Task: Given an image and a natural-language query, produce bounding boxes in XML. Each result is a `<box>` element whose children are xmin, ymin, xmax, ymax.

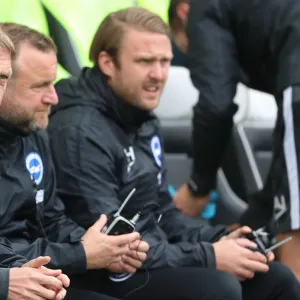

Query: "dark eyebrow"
<box><xmin>135</xmin><ymin>54</ymin><xmax>173</xmax><ymax>61</ymax></box>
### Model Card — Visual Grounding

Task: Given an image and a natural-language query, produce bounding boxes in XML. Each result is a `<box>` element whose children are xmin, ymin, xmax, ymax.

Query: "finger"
<box><xmin>23</xmin><ymin>256</ymin><xmax>51</xmax><ymax>268</ymax></box>
<box><xmin>115</xmin><ymin>244</ymin><xmax>131</xmax><ymax>256</ymax></box>
<box><xmin>122</xmin><ymin>255</ymin><xmax>143</xmax><ymax>269</ymax></box>
<box><xmin>245</xmin><ymin>260</ymin><xmax>269</xmax><ymax>273</ymax></box>
<box><xmin>122</xmin><ymin>263</ymin><xmax>137</xmax><ymax>274</ymax></box>
<box><xmin>127</xmin><ymin>250</ymin><xmax>147</xmax><ymax>262</ymax></box>
<box><xmin>93</xmin><ymin>214</ymin><xmax>107</xmax><ymax>231</ymax></box>
<box><xmin>57</xmin><ymin>274</ymin><xmax>70</xmax><ymax>288</ymax></box>
<box><xmin>266</xmin><ymin>251</ymin><xmax>275</xmax><ymax>262</ymax></box>
<box><xmin>129</xmin><ymin>240</ymin><xmax>149</xmax><ymax>252</ymax></box>
<box><xmin>35</xmin><ymin>284</ymin><xmax>58</xmax><ymax>299</ymax></box>
<box><xmin>40</xmin><ymin>267</ymin><xmax>62</xmax><ymax>277</ymax></box>
<box><xmin>237</xmin><ymin>276</ymin><xmax>247</xmax><ymax>282</ymax></box>
<box><xmin>37</xmin><ymin>274</ymin><xmax>64</xmax><ymax>290</ymax></box>
<box><xmin>248</xmin><ymin>251</ymin><xmax>267</xmax><ymax>264</ymax></box>
<box><xmin>236</xmin><ymin>238</ymin><xmax>258</xmax><ymax>249</ymax></box>
<box><xmin>111</xmin><ymin>232</ymin><xmax>141</xmax><ymax>246</ymax></box>
<box><xmin>237</xmin><ymin>268</ymin><xmax>255</xmax><ymax>280</ymax></box>
<box><xmin>56</xmin><ymin>288</ymin><xmax>67</xmax><ymax>300</ymax></box>
<box><xmin>230</xmin><ymin>226</ymin><xmax>252</xmax><ymax>238</ymax></box>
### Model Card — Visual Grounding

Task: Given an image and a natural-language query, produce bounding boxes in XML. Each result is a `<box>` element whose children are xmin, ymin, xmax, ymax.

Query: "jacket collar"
<box><xmin>87</xmin><ymin>67</ymin><xmax>155</xmax><ymax>131</ymax></box>
<box><xmin>0</xmin><ymin>118</ymin><xmax>27</xmax><ymax>151</ymax></box>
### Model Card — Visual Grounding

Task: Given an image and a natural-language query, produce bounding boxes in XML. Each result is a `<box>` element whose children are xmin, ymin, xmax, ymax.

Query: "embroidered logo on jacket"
<box><xmin>124</xmin><ymin>146</ymin><xmax>136</xmax><ymax>173</ymax></box>
<box><xmin>25</xmin><ymin>152</ymin><xmax>44</xmax><ymax>185</ymax></box>
<box><xmin>150</xmin><ymin>135</ymin><xmax>162</xmax><ymax>168</ymax></box>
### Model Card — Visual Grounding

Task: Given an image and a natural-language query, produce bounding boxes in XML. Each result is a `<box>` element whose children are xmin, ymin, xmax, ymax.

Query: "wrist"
<box><xmin>187</xmin><ymin>179</ymin><xmax>210</xmax><ymax>198</ymax></box>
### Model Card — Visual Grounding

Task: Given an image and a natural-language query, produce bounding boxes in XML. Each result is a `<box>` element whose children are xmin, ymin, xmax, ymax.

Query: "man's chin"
<box><xmin>140</xmin><ymin>98</ymin><xmax>160</xmax><ymax>111</ymax></box>
<box><xmin>28</xmin><ymin>121</ymin><xmax>48</xmax><ymax>132</ymax></box>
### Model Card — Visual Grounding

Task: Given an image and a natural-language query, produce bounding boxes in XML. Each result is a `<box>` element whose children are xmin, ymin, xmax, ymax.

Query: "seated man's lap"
<box><xmin>70</xmin><ymin>265</ymin><xmax>300</xmax><ymax>300</ymax></box>
<box><xmin>70</xmin><ymin>267</ymin><xmax>242</xmax><ymax>300</ymax></box>
<box><xmin>241</xmin><ymin>261</ymin><xmax>300</xmax><ymax>300</ymax></box>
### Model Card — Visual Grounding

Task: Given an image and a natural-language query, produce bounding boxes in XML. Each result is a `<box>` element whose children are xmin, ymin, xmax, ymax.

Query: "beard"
<box><xmin>0</xmin><ymin>107</ymin><xmax>48</xmax><ymax>133</ymax></box>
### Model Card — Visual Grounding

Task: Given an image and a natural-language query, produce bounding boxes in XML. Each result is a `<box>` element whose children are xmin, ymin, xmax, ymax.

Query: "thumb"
<box><xmin>22</xmin><ymin>256</ymin><xmax>51</xmax><ymax>268</ymax></box>
<box><xmin>236</xmin><ymin>238</ymin><xmax>257</xmax><ymax>249</ymax></box>
<box><xmin>230</xmin><ymin>226</ymin><xmax>252</xmax><ymax>239</ymax></box>
<box><xmin>239</xmin><ymin>226</ymin><xmax>252</xmax><ymax>235</ymax></box>
<box><xmin>94</xmin><ymin>214</ymin><xmax>108</xmax><ymax>231</ymax></box>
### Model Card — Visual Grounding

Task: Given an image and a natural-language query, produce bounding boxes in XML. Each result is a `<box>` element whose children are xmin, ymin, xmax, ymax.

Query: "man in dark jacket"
<box><xmin>171</xmin><ymin>0</ymin><xmax>300</xmax><ymax>280</ymax></box>
<box><xmin>0</xmin><ymin>28</ymin><xmax>71</xmax><ymax>300</ymax></box>
<box><xmin>49</xmin><ymin>6</ymin><xmax>300</xmax><ymax>300</ymax></box>
<box><xmin>0</xmin><ymin>22</ymin><xmax>149</xmax><ymax>300</ymax></box>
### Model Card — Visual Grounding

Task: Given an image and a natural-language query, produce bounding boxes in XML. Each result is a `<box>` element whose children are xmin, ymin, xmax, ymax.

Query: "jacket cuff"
<box><xmin>189</xmin><ymin>171</ymin><xmax>216</xmax><ymax>196</ymax></box>
<box><xmin>0</xmin><ymin>268</ymin><xmax>9</xmax><ymax>300</ymax></box>
<box><xmin>197</xmin><ymin>242</ymin><xmax>216</xmax><ymax>268</ymax></box>
<box><xmin>56</xmin><ymin>242</ymin><xmax>87</xmax><ymax>275</ymax></box>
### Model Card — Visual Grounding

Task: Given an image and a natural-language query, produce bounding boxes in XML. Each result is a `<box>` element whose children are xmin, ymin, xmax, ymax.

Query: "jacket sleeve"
<box><xmin>0</xmin><ymin>238</ymin><xmax>27</xmax><ymax>268</ymax></box>
<box><xmin>13</xmin><ymin>132</ymin><xmax>87</xmax><ymax>275</ymax></box>
<box><xmin>49</xmin><ymin>125</ymin><xmax>219</xmax><ymax>269</ymax></box>
<box><xmin>187</xmin><ymin>0</ymin><xmax>240</xmax><ymax>194</ymax></box>
<box><xmin>0</xmin><ymin>268</ymin><xmax>9</xmax><ymax>300</ymax></box>
<box><xmin>0</xmin><ymin>239</ymin><xmax>28</xmax><ymax>300</ymax></box>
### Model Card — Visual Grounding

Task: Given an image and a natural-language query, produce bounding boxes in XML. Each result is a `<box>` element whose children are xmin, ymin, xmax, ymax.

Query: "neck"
<box><xmin>172</xmin><ymin>30</ymin><xmax>188</xmax><ymax>53</ymax></box>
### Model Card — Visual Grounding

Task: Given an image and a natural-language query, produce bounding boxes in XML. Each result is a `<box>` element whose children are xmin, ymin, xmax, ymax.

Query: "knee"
<box><xmin>268</xmin><ymin>261</ymin><xmax>300</xmax><ymax>296</ymax></box>
<box><xmin>213</xmin><ymin>271</ymin><xmax>242</xmax><ymax>300</ymax></box>
<box><xmin>268</xmin><ymin>261</ymin><xmax>297</xmax><ymax>285</ymax></box>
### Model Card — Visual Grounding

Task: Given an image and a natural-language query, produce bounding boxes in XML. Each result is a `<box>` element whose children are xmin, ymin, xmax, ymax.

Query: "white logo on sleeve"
<box><xmin>25</xmin><ymin>152</ymin><xmax>44</xmax><ymax>185</ymax></box>
<box><xmin>124</xmin><ymin>146</ymin><xmax>136</xmax><ymax>173</ymax></box>
<box><xmin>150</xmin><ymin>135</ymin><xmax>162</xmax><ymax>168</ymax></box>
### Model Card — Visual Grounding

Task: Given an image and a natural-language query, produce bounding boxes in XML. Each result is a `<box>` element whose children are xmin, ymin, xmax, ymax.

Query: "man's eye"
<box><xmin>0</xmin><ymin>74</ymin><xmax>8</xmax><ymax>80</ymax></box>
<box><xmin>139</xmin><ymin>58</ymin><xmax>151</xmax><ymax>63</ymax></box>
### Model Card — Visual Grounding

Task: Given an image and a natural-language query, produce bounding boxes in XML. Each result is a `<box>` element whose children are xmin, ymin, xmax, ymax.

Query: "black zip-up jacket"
<box><xmin>187</xmin><ymin>0</ymin><xmax>300</xmax><ymax>194</ymax></box>
<box><xmin>48</xmin><ymin>67</ymin><xmax>228</xmax><ymax>270</ymax></box>
<box><xmin>0</xmin><ymin>240</ymin><xmax>27</xmax><ymax>300</ymax></box>
<box><xmin>0</xmin><ymin>120</ymin><xmax>86</xmax><ymax>275</ymax></box>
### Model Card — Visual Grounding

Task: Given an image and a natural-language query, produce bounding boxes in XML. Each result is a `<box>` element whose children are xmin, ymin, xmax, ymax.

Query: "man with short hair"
<box><xmin>49</xmin><ymin>6</ymin><xmax>300</xmax><ymax>300</ymax></box>
<box><xmin>0</xmin><ymin>22</ymin><xmax>148</xmax><ymax>300</ymax></box>
<box><xmin>0</xmin><ymin>29</ymin><xmax>70</xmax><ymax>300</ymax></box>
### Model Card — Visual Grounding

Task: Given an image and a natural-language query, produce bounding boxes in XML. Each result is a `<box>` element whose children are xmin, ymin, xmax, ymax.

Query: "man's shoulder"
<box><xmin>49</xmin><ymin>110</ymin><xmax>119</xmax><ymax>154</ymax></box>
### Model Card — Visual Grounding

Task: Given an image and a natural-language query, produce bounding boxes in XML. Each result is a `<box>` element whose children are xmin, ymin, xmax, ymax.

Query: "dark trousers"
<box><xmin>241</xmin><ymin>86</ymin><xmax>300</xmax><ymax>233</ymax></box>
<box><xmin>69</xmin><ymin>262</ymin><xmax>300</xmax><ymax>300</ymax></box>
<box><xmin>66</xmin><ymin>288</ymin><xmax>120</xmax><ymax>300</ymax></box>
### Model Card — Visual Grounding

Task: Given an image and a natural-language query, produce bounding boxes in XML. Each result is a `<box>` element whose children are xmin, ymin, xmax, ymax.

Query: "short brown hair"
<box><xmin>0</xmin><ymin>29</ymin><xmax>15</xmax><ymax>57</ymax></box>
<box><xmin>0</xmin><ymin>22</ymin><xmax>57</xmax><ymax>57</ymax></box>
<box><xmin>89</xmin><ymin>6</ymin><xmax>170</xmax><ymax>66</ymax></box>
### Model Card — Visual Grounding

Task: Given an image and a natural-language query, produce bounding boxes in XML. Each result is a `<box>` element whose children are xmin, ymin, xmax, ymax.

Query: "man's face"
<box><xmin>0</xmin><ymin>48</ymin><xmax>12</xmax><ymax>105</ymax></box>
<box><xmin>0</xmin><ymin>43</ymin><xmax>58</xmax><ymax>132</ymax></box>
<box><xmin>103</xmin><ymin>29</ymin><xmax>172</xmax><ymax>111</ymax></box>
